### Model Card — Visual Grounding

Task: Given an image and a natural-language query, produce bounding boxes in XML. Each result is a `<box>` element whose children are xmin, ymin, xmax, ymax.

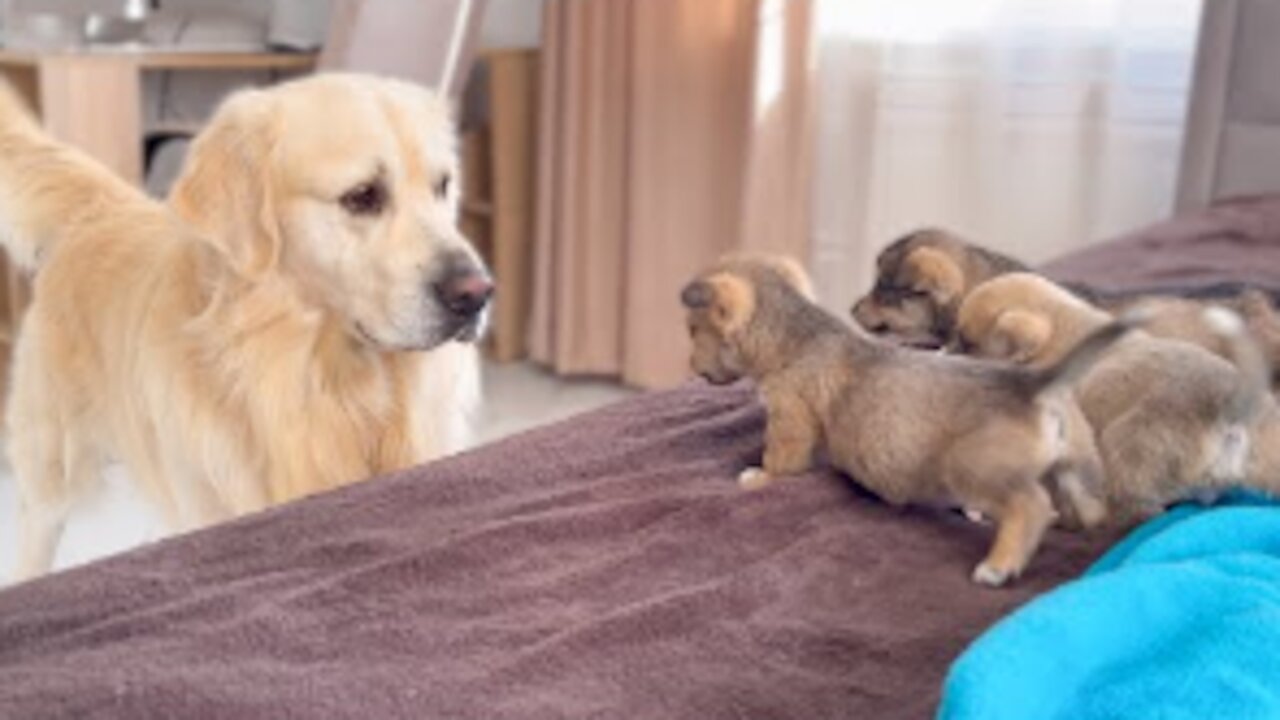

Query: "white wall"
<box><xmin>480</xmin><ymin>0</ymin><xmax>543</xmax><ymax>50</ymax></box>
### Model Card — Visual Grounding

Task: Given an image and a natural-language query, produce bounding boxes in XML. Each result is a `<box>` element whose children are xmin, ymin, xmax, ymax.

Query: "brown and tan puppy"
<box><xmin>851</xmin><ymin>229</ymin><xmax>1280</xmax><ymax>389</ymax></box>
<box><xmin>680</xmin><ymin>255</ymin><xmax>1130</xmax><ymax>587</ymax></box>
<box><xmin>851</xmin><ymin>228</ymin><xmax>1028</xmax><ymax>347</ymax></box>
<box><xmin>956</xmin><ymin>273</ymin><xmax>1280</xmax><ymax>523</ymax></box>
<box><xmin>1</xmin><ymin>74</ymin><xmax>490</xmax><ymax>581</ymax></box>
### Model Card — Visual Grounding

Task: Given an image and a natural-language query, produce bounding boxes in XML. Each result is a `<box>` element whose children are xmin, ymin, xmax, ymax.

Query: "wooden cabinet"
<box><xmin>461</xmin><ymin>49</ymin><xmax>538</xmax><ymax>363</ymax></box>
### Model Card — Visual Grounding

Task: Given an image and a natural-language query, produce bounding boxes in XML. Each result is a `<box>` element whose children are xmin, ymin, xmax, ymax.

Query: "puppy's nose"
<box><xmin>435</xmin><ymin>269</ymin><xmax>494</xmax><ymax>318</ymax></box>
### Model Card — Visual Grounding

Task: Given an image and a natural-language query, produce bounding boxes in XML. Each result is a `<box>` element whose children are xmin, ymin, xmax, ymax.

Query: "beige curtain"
<box><xmin>530</xmin><ymin>0</ymin><xmax>814</xmax><ymax>389</ymax></box>
<box><xmin>807</xmin><ymin>0</ymin><xmax>1204</xmax><ymax>314</ymax></box>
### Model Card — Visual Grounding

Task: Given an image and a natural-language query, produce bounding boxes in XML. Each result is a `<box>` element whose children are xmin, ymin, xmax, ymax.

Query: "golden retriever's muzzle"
<box><xmin>433</xmin><ymin>251</ymin><xmax>494</xmax><ymax>342</ymax></box>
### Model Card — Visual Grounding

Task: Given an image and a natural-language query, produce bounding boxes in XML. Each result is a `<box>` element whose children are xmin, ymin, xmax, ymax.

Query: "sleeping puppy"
<box><xmin>680</xmin><ymin>255</ymin><xmax>1128</xmax><ymax>586</ymax></box>
<box><xmin>955</xmin><ymin>273</ymin><xmax>1279</xmax><ymax>523</ymax></box>
<box><xmin>1</xmin><ymin>74</ymin><xmax>490</xmax><ymax>580</ymax></box>
<box><xmin>851</xmin><ymin>229</ymin><xmax>1280</xmax><ymax>389</ymax></box>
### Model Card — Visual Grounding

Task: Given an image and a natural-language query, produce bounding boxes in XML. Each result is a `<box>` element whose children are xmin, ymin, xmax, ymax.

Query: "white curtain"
<box><xmin>809</xmin><ymin>0</ymin><xmax>1204</xmax><ymax>314</ymax></box>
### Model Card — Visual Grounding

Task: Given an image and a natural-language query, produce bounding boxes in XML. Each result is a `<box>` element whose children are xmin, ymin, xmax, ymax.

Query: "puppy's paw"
<box><xmin>737</xmin><ymin>467</ymin><xmax>773</xmax><ymax>490</ymax></box>
<box><xmin>971</xmin><ymin>562</ymin><xmax>1015</xmax><ymax>587</ymax></box>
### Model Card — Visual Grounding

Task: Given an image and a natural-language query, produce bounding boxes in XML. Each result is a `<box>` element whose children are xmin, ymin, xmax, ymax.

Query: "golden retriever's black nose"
<box><xmin>435</xmin><ymin>270</ymin><xmax>494</xmax><ymax>318</ymax></box>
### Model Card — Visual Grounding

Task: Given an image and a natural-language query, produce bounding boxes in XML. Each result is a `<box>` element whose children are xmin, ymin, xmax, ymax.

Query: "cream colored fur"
<box><xmin>1</xmin><ymin>74</ymin><xmax>484</xmax><ymax>581</ymax></box>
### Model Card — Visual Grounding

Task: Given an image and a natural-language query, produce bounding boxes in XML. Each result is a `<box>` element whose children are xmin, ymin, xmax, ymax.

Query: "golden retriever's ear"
<box><xmin>990</xmin><ymin>309</ymin><xmax>1051</xmax><ymax>364</ymax></box>
<box><xmin>903</xmin><ymin>247</ymin><xmax>964</xmax><ymax>306</ymax></box>
<box><xmin>168</xmin><ymin>89</ymin><xmax>280</xmax><ymax>278</ymax></box>
<box><xmin>702</xmin><ymin>272</ymin><xmax>755</xmax><ymax>334</ymax></box>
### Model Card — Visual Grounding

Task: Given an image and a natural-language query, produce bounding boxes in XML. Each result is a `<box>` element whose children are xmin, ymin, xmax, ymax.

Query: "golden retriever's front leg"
<box><xmin>10</xmin><ymin>419</ymin><xmax>96</xmax><ymax>582</ymax></box>
<box><xmin>740</xmin><ymin>394</ymin><xmax>819</xmax><ymax>490</ymax></box>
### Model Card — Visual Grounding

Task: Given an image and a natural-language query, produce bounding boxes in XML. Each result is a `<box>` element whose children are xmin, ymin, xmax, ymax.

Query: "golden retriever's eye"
<box><xmin>340</xmin><ymin>181</ymin><xmax>387</xmax><ymax>216</ymax></box>
<box><xmin>434</xmin><ymin>174</ymin><xmax>451</xmax><ymax>200</ymax></box>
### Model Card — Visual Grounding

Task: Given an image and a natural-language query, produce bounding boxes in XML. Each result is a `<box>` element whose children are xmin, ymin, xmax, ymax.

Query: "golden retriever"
<box><xmin>1</xmin><ymin>74</ymin><xmax>491</xmax><ymax>581</ymax></box>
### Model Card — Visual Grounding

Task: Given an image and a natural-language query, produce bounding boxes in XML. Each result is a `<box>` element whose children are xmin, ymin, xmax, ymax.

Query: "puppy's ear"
<box><xmin>902</xmin><ymin>247</ymin><xmax>964</xmax><ymax>306</ymax></box>
<box><xmin>990</xmin><ymin>309</ymin><xmax>1051</xmax><ymax>364</ymax></box>
<box><xmin>769</xmin><ymin>256</ymin><xmax>815</xmax><ymax>301</ymax></box>
<box><xmin>716</xmin><ymin>253</ymin><xmax>816</xmax><ymax>301</ymax></box>
<box><xmin>681</xmin><ymin>280</ymin><xmax>713</xmax><ymax>309</ymax></box>
<box><xmin>169</xmin><ymin>89</ymin><xmax>280</xmax><ymax>279</ymax></box>
<box><xmin>702</xmin><ymin>273</ymin><xmax>756</xmax><ymax>334</ymax></box>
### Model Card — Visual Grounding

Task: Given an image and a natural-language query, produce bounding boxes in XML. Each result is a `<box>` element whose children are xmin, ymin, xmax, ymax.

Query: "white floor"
<box><xmin>0</xmin><ymin>362</ymin><xmax>634</xmax><ymax>581</ymax></box>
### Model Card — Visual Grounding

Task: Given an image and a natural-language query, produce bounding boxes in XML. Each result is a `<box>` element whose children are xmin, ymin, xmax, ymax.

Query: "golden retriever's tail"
<box><xmin>0</xmin><ymin>80</ymin><xmax>149</xmax><ymax>271</ymax></box>
<box><xmin>1205</xmin><ymin>305</ymin><xmax>1271</xmax><ymax>424</ymax></box>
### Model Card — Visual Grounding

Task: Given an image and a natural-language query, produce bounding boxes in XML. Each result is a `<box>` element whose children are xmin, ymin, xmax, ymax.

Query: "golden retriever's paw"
<box><xmin>737</xmin><ymin>467</ymin><xmax>773</xmax><ymax>490</ymax></box>
<box><xmin>971</xmin><ymin>561</ymin><xmax>1015</xmax><ymax>587</ymax></box>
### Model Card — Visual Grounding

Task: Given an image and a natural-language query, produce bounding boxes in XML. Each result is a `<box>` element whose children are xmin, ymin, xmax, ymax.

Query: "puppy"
<box><xmin>681</xmin><ymin>255</ymin><xmax>1128</xmax><ymax>586</ymax></box>
<box><xmin>852</xmin><ymin>229</ymin><xmax>1280</xmax><ymax>387</ymax></box>
<box><xmin>956</xmin><ymin>273</ymin><xmax>1280</xmax><ymax>522</ymax></box>
<box><xmin>1</xmin><ymin>74</ymin><xmax>491</xmax><ymax>580</ymax></box>
<box><xmin>851</xmin><ymin>228</ymin><xmax>1028</xmax><ymax>348</ymax></box>
<box><xmin>1126</xmin><ymin>289</ymin><xmax>1280</xmax><ymax>389</ymax></box>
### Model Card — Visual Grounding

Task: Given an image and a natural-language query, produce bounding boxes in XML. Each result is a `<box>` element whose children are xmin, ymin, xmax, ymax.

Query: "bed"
<box><xmin>1</xmin><ymin>194</ymin><xmax>1280</xmax><ymax>719</ymax></box>
<box><xmin>9</xmin><ymin>2</ymin><xmax>1280</xmax><ymax>710</ymax></box>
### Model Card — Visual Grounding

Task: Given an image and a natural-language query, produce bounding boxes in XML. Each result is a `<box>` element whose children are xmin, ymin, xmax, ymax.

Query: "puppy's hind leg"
<box><xmin>972</xmin><ymin>482</ymin><xmax>1056</xmax><ymax>587</ymax></box>
<box><xmin>1049</xmin><ymin>404</ymin><xmax>1108</xmax><ymax>531</ymax></box>
<box><xmin>1047</xmin><ymin>462</ymin><xmax>1107</xmax><ymax>531</ymax></box>
<box><xmin>942</xmin><ymin>425</ymin><xmax>1058</xmax><ymax>586</ymax></box>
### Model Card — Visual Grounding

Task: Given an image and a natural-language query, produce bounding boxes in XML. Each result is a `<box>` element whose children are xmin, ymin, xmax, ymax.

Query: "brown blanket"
<box><xmin>0</xmin><ymin>383</ymin><xmax>1106</xmax><ymax>719</ymax></box>
<box><xmin>1043</xmin><ymin>195</ymin><xmax>1280</xmax><ymax>295</ymax></box>
<box><xmin>5</xmin><ymin>195</ymin><xmax>1280</xmax><ymax>719</ymax></box>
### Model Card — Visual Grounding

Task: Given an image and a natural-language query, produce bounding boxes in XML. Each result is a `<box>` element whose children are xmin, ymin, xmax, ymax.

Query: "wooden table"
<box><xmin>0</xmin><ymin>47</ymin><xmax>316</xmax><ymax>383</ymax></box>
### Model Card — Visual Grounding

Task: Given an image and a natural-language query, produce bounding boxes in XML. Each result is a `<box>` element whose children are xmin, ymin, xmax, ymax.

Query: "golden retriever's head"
<box><xmin>170</xmin><ymin>73</ymin><xmax>492</xmax><ymax>351</ymax></box>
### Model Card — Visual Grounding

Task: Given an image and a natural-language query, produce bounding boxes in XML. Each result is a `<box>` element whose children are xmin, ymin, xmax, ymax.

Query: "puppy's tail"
<box><xmin>1020</xmin><ymin>310</ymin><xmax>1143</xmax><ymax>397</ymax></box>
<box><xmin>1205</xmin><ymin>305</ymin><xmax>1271</xmax><ymax>423</ymax></box>
<box><xmin>0</xmin><ymin>80</ymin><xmax>150</xmax><ymax>272</ymax></box>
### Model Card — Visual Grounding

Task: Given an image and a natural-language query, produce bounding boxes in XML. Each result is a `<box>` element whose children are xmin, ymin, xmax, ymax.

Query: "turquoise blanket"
<box><xmin>939</xmin><ymin>492</ymin><xmax>1280</xmax><ymax>720</ymax></box>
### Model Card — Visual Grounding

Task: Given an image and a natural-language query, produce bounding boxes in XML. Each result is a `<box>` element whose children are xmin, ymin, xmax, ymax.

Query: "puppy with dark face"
<box><xmin>956</xmin><ymin>273</ymin><xmax>1280</xmax><ymax>522</ymax></box>
<box><xmin>852</xmin><ymin>228</ymin><xmax>1280</xmax><ymax>390</ymax></box>
<box><xmin>681</xmin><ymin>255</ymin><xmax>1131</xmax><ymax>587</ymax></box>
<box><xmin>851</xmin><ymin>228</ymin><xmax>1028</xmax><ymax>348</ymax></box>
